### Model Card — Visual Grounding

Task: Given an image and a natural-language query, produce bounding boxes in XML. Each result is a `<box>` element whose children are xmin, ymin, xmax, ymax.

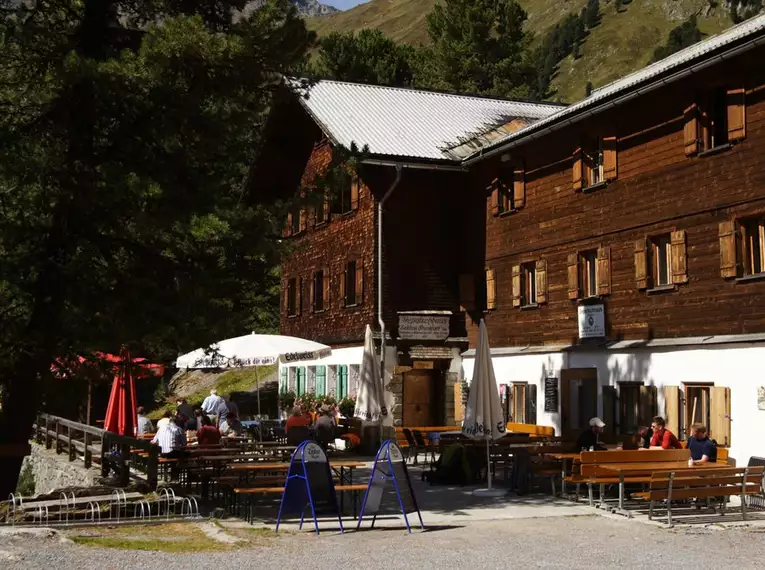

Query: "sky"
<box><xmin>323</xmin><ymin>0</ymin><xmax>369</xmax><ymax>10</ymax></box>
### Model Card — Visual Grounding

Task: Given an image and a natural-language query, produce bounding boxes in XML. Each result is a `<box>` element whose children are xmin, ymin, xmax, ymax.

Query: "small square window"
<box><xmin>313</xmin><ymin>270</ymin><xmax>325</xmax><ymax>312</ymax></box>
<box><xmin>580</xmin><ymin>250</ymin><xmax>598</xmax><ymax>298</ymax></box>
<box><xmin>584</xmin><ymin>137</ymin><xmax>604</xmax><ymax>187</ymax></box>
<box><xmin>706</xmin><ymin>87</ymin><xmax>729</xmax><ymax>151</ymax></box>
<box><xmin>521</xmin><ymin>263</ymin><xmax>536</xmax><ymax>306</ymax></box>
<box><xmin>650</xmin><ymin>235</ymin><xmax>672</xmax><ymax>287</ymax></box>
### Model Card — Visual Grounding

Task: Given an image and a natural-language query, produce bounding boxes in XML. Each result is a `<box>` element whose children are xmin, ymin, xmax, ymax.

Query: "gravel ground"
<box><xmin>4</xmin><ymin>516</ymin><xmax>765</xmax><ymax>569</ymax></box>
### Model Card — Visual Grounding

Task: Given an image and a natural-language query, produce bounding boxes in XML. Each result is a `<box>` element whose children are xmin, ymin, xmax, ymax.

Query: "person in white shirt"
<box><xmin>201</xmin><ymin>389</ymin><xmax>223</xmax><ymax>424</ymax></box>
<box><xmin>136</xmin><ymin>406</ymin><xmax>154</xmax><ymax>435</ymax></box>
<box><xmin>151</xmin><ymin>416</ymin><xmax>187</xmax><ymax>480</ymax></box>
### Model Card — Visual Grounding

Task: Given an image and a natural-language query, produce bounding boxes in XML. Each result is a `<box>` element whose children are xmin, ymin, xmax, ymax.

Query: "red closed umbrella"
<box><xmin>103</xmin><ymin>348</ymin><xmax>138</xmax><ymax>436</ymax></box>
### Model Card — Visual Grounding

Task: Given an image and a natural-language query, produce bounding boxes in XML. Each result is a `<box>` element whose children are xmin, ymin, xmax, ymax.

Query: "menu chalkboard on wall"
<box><xmin>544</xmin><ymin>377</ymin><xmax>559</xmax><ymax>413</ymax></box>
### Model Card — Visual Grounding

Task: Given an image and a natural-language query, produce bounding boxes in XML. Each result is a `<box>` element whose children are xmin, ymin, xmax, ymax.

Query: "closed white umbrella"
<box><xmin>354</xmin><ymin>324</ymin><xmax>384</xmax><ymax>434</ymax></box>
<box><xmin>463</xmin><ymin>320</ymin><xmax>507</xmax><ymax>497</ymax></box>
<box><xmin>176</xmin><ymin>333</ymin><xmax>332</xmax><ymax>434</ymax></box>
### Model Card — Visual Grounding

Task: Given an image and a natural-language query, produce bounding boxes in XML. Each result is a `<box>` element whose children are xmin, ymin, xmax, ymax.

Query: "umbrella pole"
<box><xmin>486</xmin><ymin>438</ymin><xmax>492</xmax><ymax>490</ymax></box>
<box><xmin>86</xmin><ymin>378</ymin><xmax>92</xmax><ymax>426</ymax></box>
<box><xmin>256</xmin><ymin>367</ymin><xmax>262</xmax><ymax>442</ymax></box>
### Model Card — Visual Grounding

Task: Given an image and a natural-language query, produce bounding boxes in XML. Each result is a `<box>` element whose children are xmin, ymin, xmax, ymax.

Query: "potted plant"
<box><xmin>338</xmin><ymin>396</ymin><xmax>356</xmax><ymax>418</ymax></box>
<box><xmin>280</xmin><ymin>390</ymin><xmax>297</xmax><ymax>412</ymax></box>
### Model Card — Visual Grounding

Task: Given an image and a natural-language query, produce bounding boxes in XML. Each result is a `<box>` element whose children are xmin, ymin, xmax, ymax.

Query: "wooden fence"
<box><xmin>33</xmin><ymin>413</ymin><xmax>159</xmax><ymax>490</ymax></box>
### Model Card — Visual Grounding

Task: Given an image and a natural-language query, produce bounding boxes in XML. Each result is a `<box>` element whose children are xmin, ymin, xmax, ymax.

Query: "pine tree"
<box><xmin>585</xmin><ymin>81</ymin><xmax>594</xmax><ymax>97</ymax></box>
<box><xmin>584</xmin><ymin>0</ymin><xmax>601</xmax><ymax>29</ymax></box>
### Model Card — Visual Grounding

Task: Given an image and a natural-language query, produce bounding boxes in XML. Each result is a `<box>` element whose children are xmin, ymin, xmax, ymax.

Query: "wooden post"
<box><xmin>55</xmin><ymin>420</ymin><xmax>62</xmax><ymax>454</ymax></box>
<box><xmin>68</xmin><ymin>425</ymin><xmax>74</xmax><ymax>461</ymax></box>
<box><xmin>45</xmin><ymin>416</ymin><xmax>52</xmax><ymax>449</ymax></box>
<box><xmin>84</xmin><ymin>431</ymin><xmax>92</xmax><ymax>468</ymax></box>
<box><xmin>119</xmin><ymin>443</ymin><xmax>130</xmax><ymax>487</ymax></box>
<box><xmin>101</xmin><ymin>435</ymin><xmax>110</xmax><ymax>478</ymax></box>
<box><xmin>147</xmin><ymin>445</ymin><xmax>159</xmax><ymax>490</ymax></box>
<box><xmin>35</xmin><ymin>414</ymin><xmax>42</xmax><ymax>444</ymax></box>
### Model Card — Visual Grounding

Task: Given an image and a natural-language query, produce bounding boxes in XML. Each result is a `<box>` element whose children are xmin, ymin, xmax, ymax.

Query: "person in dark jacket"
<box><xmin>687</xmin><ymin>424</ymin><xmax>717</xmax><ymax>464</ymax></box>
<box><xmin>576</xmin><ymin>417</ymin><xmax>608</xmax><ymax>451</ymax></box>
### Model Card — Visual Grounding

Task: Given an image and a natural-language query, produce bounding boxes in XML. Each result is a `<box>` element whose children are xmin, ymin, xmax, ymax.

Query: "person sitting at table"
<box><xmin>687</xmin><ymin>424</ymin><xmax>717</xmax><ymax>464</ymax></box>
<box><xmin>197</xmin><ymin>415</ymin><xmax>221</xmax><ymax>446</ymax></box>
<box><xmin>194</xmin><ymin>408</ymin><xmax>205</xmax><ymax>430</ymax></box>
<box><xmin>648</xmin><ymin>416</ymin><xmax>683</xmax><ymax>449</ymax></box>
<box><xmin>220</xmin><ymin>412</ymin><xmax>245</xmax><ymax>437</ymax></box>
<box><xmin>637</xmin><ymin>425</ymin><xmax>653</xmax><ymax>449</ymax></box>
<box><xmin>313</xmin><ymin>404</ymin><xmax>336</xmax><ymax>450</ymax></box>
<box><xmin>575</xmin><ymin>417</ymin><xmax>608</xmax><ymax>451</ymax></box>
<box><xmin>151</xmin><ymin>415</ymin><xmax>187</xmax><ymax>480</ymax></box>
<box><xmin>136</xmin><ymin>406</ymin><xmax>154</xmax><ymax>435</ymax></box>
<box><xmin>285</xmin><ymin>406</ymin><xmax>310</xmax><ymax>432</ymax></box>
<box><xmin>156</xmin><ymin>409</ymin><xmax>172</xmax><ymax>430</ymax></box>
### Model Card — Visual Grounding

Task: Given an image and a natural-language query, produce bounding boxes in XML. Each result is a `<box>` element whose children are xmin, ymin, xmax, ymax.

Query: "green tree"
<box><xmin>0</xmin><ymin>0</ymin><xmax>313</xmax><ymax>495</ymax></box>
<box><xmin>585</xmin><ymin>81</ymin><xmax>594</xmax><ymax>97</ymax></box>
<box><xmin>650</xmin><ymin>15</ymin><xmax>702</xmax><ymax>63</ymax></box>
<box><xmin>417</xmin><ymin>0</ymin><xmax>536</xmax><ymax>98</ymax></box>
<box><xmin>314</xmin><ymin>28</ymin><xmax>414</xmax><ymax>86</ymax></box>
<box><xmin>584</xmin><ymin>0</ymin><xmax>601</xmax><ymax>29</ymax></box>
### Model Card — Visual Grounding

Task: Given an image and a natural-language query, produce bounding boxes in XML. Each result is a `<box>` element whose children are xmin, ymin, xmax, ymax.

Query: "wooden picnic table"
<box><xmin>601</xmin><ymin>461</ymin><xmax>722</xmax><ymax>510</ymax></box>
<box><xmin>228</xmin><ymin>460</ymin><xmax>366</xmax><ymax>487</ymax></box>
<box><xmin>550</xmin><ymin>452</ymin><xmax>580</xmax><ymax>495</ymax></box>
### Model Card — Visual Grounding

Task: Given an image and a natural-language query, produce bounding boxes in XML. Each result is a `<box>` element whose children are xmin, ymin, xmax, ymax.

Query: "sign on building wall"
<box><xmin>544</xmin><ymin>377</ymin><xmax>558</xmax><ymax>413</ymax></box>
<box><xmin>398</xmin><ymin>315</ymin><xmax>449</xmax><ymax>340</ymax></box>
<box><xmin>578</xmin><ymin>304</ymin><xmax>605</xmax><ymax>339</ymax></box>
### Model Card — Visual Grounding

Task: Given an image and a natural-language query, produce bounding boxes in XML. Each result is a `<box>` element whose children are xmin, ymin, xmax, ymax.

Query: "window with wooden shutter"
<box><xmin>535</xmin><ymin>259</ymin><xmax>547</xmax><ymax>304</ymax></box>
<box><xmin>650</xmin><ymin>234</ymin><xmax>672</xmax><ymax>287</ymax></box>
<box><xmin>287</xmin><ymin>278</ymin><xmax>298</xmax><ymax>316</ymax></box>
<box><xmin>710</xmin><ymin>386</ymin><xmax>731</xmax><ymax>446</ymax></box>
<box><xmin>309</xmin><ymin>272</ymin><xmax>316</xmax><ymax>311</ymax></box>
<box><xmin>322</xmin><ymin>192</ymin><xmax>330</xmax><ymax>224</ymax></box>
<box><xmin>718</xmin><ymin>220</ymin><xmax>738</xmax><ymax>279</ymax></box>
<box><xmin>683</xmin><ymin>103</ymin><xmax>699</xmax><ymax>156</ymax></box>
<box><xmin>459</xmin><ymin>273</ymin><xmax>476</xmax><ymax>311</ymax></box>
<box><xmin>490</xmin><ymin>182</ymin><xmax>500</xmax><ymax>216</ymax></box>
<box><xmin>297</xmin><ymin>278</ymin><xmax>303</xmax><ymax>315</ymax></box>
<box><xmin>322</xmin><ymin>271</ymin><xmax>330</xmax><ymax>310</ymax></box>
<box><xmin>639</xmin><ymin>385</ymin><xmax>658</xmax><ymax>429</ymax></box>
<box><xmin>741</xmin><ymin>217</ymin><xmax>765</xmax><ymax>276</ymax></box>
<box><xmin>488</xmin><ymin>176</ymin><xmax>512</xmax><ymax>216</ymax></box>
<box><xmin>339</xmin><ymin>270</ymin><xmax>346</xmax><ymax>308</ymax></box>
<box><xmin>284</xmin><ymin>212</ymin><xmax>293</xmax><ymax>237</ymax></box>
<box><xmin>579</xmin><ymin>250</ymin><xmax>597</xmax><ymax>298</ymax></box>
<box><xmin>511</xmin><ymin>264</ymin><xmax>522</xmax><ymax>307</ymax></box>
<box><xmin>634</xmin><ymin>239</ymin><xmax>649</xmax><ymax>290</ymax></box>
<box><xmin>354</xmin><ymin>261</ymin><xmax>364</xmax><ymax>305</ymax></box>
<box><xmin>350</xmin><ymin>177</ymin><xmax>360</xmax><ymax>210</ymax></box>
<box><xmin>525</xmin><ymin>384</ymin><xmax>537</xmax><ymax>425</ymax></box>
<box><xmin>567</xmin><ymin>253</ymin><xmax>579</xmax><ymax>300</ymax></box>
<box><xmin>726</xmin><ymin>87</ymin><xmax>746</xmax><ymax>143</ymax></box>
<box><xmin>486</xmin><ymin>269</ymin><xmax>496</xmax><ymax>310</ymax></box>
<box><xmin>596</xmin><ymin>246</ymin><xmax>611</xmax><ymax>295</ymax></box>
<box><xmin>603</xmin><ymin>136</ymin><xmax>618</xmax><ymax>181</ymax></box>
<box><xmin>670</xmin><ymin>230</ymin><xmax>688</xmax><ymax>284</ymax></box>
<box><xmin>299</xmin><ymin>208</ymin><xmax>307</xmax><ymax>233</ymax></box>
<box><xmin>572</xmin><ymin>148</ymin><xmax>583</xmax><ymax>191</ymax></box>
<box><xmin>513</xmin><ymin>166</ymin><xmax>526</xmax><ymax>209</ymax></box>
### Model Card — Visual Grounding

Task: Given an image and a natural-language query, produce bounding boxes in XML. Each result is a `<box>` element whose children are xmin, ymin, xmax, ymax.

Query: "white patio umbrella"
<box><xmin>354</xmin><ymin>325</ymin><xmax>384</xmax><ymax>447</ymax></box>
<box><xmin>176</xmin><ymin>333</ymin><xmax>332</xmax><ymax>434</ymax></box>
<box><xmin>463</xmin><ymin>320</ymin><xmax>508</xmax><ymax>497</ymax></box>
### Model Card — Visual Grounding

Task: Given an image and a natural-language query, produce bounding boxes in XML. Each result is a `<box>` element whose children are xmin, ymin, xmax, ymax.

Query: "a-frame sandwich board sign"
<box><xmin>275</xmin><ymin>440</ymin><xmax>344</xmax><ymax>535</ymax></box>
<box><xmin>357</xmin><ymin>439</ymin><xmax>424</xmax><ymax>533</ymax></box>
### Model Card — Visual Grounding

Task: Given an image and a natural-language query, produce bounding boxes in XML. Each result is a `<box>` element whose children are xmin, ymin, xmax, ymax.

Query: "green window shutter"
<box><xmin>296</xmin><ymin>366</ymin><xmax>306</xmax><ymax>396</ymax></box>
<box><xmin>338</xmin><ymin>365</ymin><xmax>348</xmax><ymax>399</ymax></box>
<box><xmin>280</xmin><ymin>367</ymin><xmax>287</xmax><ymax>394</ymax></box>
<box><xmin>316</xmin><ymin>365</ymin><xmax>326</xmax><ymax>396</ymax></box>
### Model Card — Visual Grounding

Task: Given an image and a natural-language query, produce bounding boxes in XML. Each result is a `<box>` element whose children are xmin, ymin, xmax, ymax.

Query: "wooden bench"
<box><xmin>631</xmin><ymin>466</ymin><xmax>764</xmax><ymax>526</ymax></box>
<box><xmin>566</xmin><ymin>449</ymin><xmax>691</xmax><ymax>506</ymax></box>
<box><xmin>233</xmin><ymin>484</ymin><xmax>368</xmax><ymax>523</ymax></box>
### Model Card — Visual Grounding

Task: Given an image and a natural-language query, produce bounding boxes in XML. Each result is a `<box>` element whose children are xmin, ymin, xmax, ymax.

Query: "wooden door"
<box><xmin>560</xmin><ymin>368</ymin><xmax>598</xmax><ymax>439</ymax></box>
<box><xmin>663</xmin><ymin>386</ymin><xmax>681</xmax><ymax>438</ymax></box>
<box><xmin>710</xmin><ymin>386</ymin><xmax>731</xmax><ymax>446</ymax></box>
<box><xmin>403</xmin><ymin>370</ymin><xmax>434</xmax><ymax>426</ymax></box>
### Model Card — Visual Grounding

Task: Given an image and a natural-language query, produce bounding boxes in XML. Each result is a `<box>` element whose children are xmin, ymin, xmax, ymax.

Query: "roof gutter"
<box><xmin>362</xmin><ymin>158</ymin><xmax>466</xmax><ymax>172</ymax></box>
<box><xmin>462</xmin><ymin>33</ymin><xmax>765</xmax><ymax>167</ymax></box>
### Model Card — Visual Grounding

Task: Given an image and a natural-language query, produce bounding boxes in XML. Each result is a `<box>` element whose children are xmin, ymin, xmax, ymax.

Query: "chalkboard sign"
<box><xmin>544</xmin><ymin>377</ymin><xmax>559</xmax><ymax>413</ymax></box>
<box><xmin>357</xmin><ymin>440</ymin><xmax>424</xmax><ymax>533</ymax></box>
<box><xmin>276</xmin><ymin>441</ymin><xmax>343</xmax><ymax>535</ymax></box>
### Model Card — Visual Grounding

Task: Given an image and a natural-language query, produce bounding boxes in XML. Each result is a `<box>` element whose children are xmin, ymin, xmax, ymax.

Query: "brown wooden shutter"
<box><xmin>297</xmin><ymin>278</ymin><xmax>303</xmax><ymax>315</ymax></box>
<box><xmin>710</xmin><ymin>386</ymin><xmax>731</xmax><ymax>447</ymax></box>
<box><xmin>309</xmin><ymin>273</ymin><xmax>316</xmax><ymax>311</ymax></box>
<box><xmin>459</xmin><ymin>274</ymin><xmax>476</xmax><ymax>312</ymax></box>
<box><xmin>602</xmin><ymin>386</ymin><xmax>617</xmax><ymax>437</ymax></box>
<box><xmin>727</xmin><ymin>87</ymin><xmax>746</xmax><ymax>143</ymax></box>
<box><xmin>718</xmin><ymin>220</ymin><xmax>738</xmax><ymax>279</ymax></box>
<box><xmin>597</xmin><ymin>246</ymin><xmax>611</xmax><ymax>295</ymax></box>
<box><xmin>283</xmin><ymin>280</ymin><xmax>289</xmax><ymax>313</ymax></box>
<box><xmin>486</xmin><ymin>269</ymin><xmax>497</xmax><ymax>310</ymax></box>
<box><xmin>513</xmin><ymin>167</ymin><xmax>526</xmax><ymax>209</ymax></box>
<box><xmin>351</xmin><ymin>176</ymin><xmax>360</xmax><ymax>210</ymax></box>
<box><xmin>670</xmin><ymin>230</ymin><xmax>688</xmax><ymax>284</ymax></box>
<box><xmin>663</xmin><ymin>386</ymin><xmax>681</xmax><ymax>438</ymax></box>
<box><xmin>572</xmin><ymin>148</ymin><xmax>583</xmax><ymax>191</ymax></box>
<box><xmin>285</xmin><ymin>212</ymin><xmax>293</xmax><ymax>237</ymax></box>
<box><xmin>511</xmin><ymin>264</ymin><xmax>521</xmax><ymax>308</ymax></box>
<box><xmin>307</xmin><ymin>205</ymin><xmax>316</xmax><ymax>228</ymax></box>
<box><xmin>323</xmin><ymin>271</ymin><xmax>330</xmax><ymax>309</ymax></box>
<box><xmin>567</xmin><ymin>253</ymin><xmax>579</xmax><ymax>299</ymax></box>
<box><xmin>490</xmin><ymin>182</ymin><xmax>500</xmax><ymax>216</ymax></box>
<box><xmin>634</xmin><ymin>239</ymin><xmax>649</xmax><ymax>290</ymax></box>
<box><xmin>535</xmin><ymin>259</ymin><xmax>548</xmax><ymax>304</ymax></box>
<box><xmin>355</xmin><ymin>262</ymin><xmax>364</xmax><ymax>305</ymax></box>
<box><xmin>639</xmin><ymin>385</ymin><xmax>658</xmax><ymax>428</ymax></box>
<box><xmin>339</xmin><ymin>269</ymin><xmax>346</xmax><ymax>308</ymax></box>
<box><xmin>299</xmin><ymin>208</ymin><xmax>307</xmax><ymax>233</ymax></box>
<box><xmin>603</xmin><ymin>136</ymin><xmax>618</xmax><ymax>181</ymax></box>
<box><xmin>683</xmin><ymin>103</ymin><xmax>700</xmax><ymax>156</ymax></box>
<box><xmin>525</xmin><ymin>384</ymin><xmax>537</xmax><ymax>425</ymax></box>
<box><xmin>323</xmin><ymin>192</ymin><xmax>330</xmax><ymax>222</ymax></box>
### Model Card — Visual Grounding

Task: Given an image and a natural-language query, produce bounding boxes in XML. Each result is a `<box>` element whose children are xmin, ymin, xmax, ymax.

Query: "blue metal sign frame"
<box><xmin>275</xmin><ymin>440</ymin><xmax>344</xmax><ymax>535</ymax></box>
<box><xmin>357</xmin><ymin>440</ymin><xmax>424</xmax><ymax>533</ymax></box>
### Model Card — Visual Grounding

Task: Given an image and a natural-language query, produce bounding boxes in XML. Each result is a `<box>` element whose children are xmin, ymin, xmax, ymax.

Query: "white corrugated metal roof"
<box><xmin>292</xmin><ymin>80</ymin><xmax>563</xmax><ymax>161</ymax></box>
<box><xmin>464</xmin><ymin>13</ymin><xmax>765</xmax><ymax>162</ymax></box>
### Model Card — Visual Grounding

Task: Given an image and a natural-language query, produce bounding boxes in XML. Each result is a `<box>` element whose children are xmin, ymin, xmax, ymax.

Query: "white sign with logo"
<box><xmin>398</xmin><ymin>315</ymin><xmax>449</xmax><ymax>340</ymax></box>
<box><xmin>387</xmin><ymin>443</ymin><xmax>404</xmax><ymax>463</ymax></box>
<box><xmin>303</xmin><ymin>442</ymin><xmax>327</xmax><ymax>463</ymax></box>
<box><xmin>578</xmin><ymin>304</ymin><xmax>605</xmax><ymax>339</ymax></box>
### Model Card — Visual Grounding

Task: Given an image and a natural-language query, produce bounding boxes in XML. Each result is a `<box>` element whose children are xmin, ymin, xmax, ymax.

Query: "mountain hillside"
<box><xmin>307</xmin><ymin>0</ymin><xmax>737</xmax><ymax>102</ymax></box>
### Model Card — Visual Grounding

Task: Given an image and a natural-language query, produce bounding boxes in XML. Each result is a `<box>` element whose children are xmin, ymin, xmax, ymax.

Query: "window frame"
<box><xmin>520</xmin><ymin>262</ymin><xmax>537</xmax><ymax>308</ymax></box>
<box><xmin>740</xmin><ymin>216</ymin><xmax>765</xmax><ymax>277</ymax></box>
<box><xmin>286</xmin><ymin>277</ymin><xmax>298</xmax><ymax>317</ymax></box>
<box><xmin>704</xmin><ymin>86</ymin><xmax>730</xmax><ymax>152</ymax></box>
<box><xmin>584</xmin><ymin>136</ymin><xmax>605</xmax><ymax>188</ymax></box>
<box><xmin>312</xmin><ymin>269</ymin><xmax>328</xmax><ymax>313</ymax></box>
<box><xmin>579</xmin><ymin>249</ymin><xmax>599</xmax><ymax>299</ymax></box>
<box><xmin>330</xmin><ymin>173</ymin><xmax>357</xmax><ymax>216</ymax></box>
<box><xmin>650</xmin><ymin>234</ymin><xmax>673</xmax><ymax>288</ymax></box>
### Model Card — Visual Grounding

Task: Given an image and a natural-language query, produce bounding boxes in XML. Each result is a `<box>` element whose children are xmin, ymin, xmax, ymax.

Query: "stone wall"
<box><xmin>21</xmin><ymin>443</ymin><xmax>101</xmax><ymax>496</ymax></box>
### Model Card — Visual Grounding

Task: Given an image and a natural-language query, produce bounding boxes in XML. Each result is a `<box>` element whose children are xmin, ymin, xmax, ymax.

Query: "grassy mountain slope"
<box><xmin>307</xmin><ymin>0</ymin><xmax>735</xmax><ymax>103</ymax></box>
